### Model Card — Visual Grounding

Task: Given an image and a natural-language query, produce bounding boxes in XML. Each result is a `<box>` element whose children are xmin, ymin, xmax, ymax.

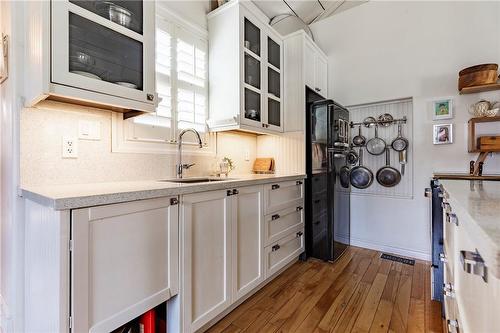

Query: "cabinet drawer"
<box><xmin>311</xmin><ymin>193</ymin><xmax>328</xmax><ymax>218</ymax></box>
<box><xmin>264</xmin><ymin>180</ymin><xmax>304</xmax><ymax>214</ymax></box>
<box><xmin>264</xmin><ymin>226</ymin><xmax>304</xmax><ymax>278</ymax></box>
<box><xmin>443</xmin><ymin>201</ymin><xmax>457</xmax><ymax>270</ymax></box>
<box><xmin>264</xmin><ymin>205</ymin><xmax>304</xmax><ymax>246</ymax></box>
<box><xmin>311</xmin><ymin>173</ymin><xmax>327</xmax><ymax>195</ymax></box>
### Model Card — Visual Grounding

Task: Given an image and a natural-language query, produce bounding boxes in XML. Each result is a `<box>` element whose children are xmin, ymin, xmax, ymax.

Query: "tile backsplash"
<box><xmin>21</xmin><ymin>101</ymin><xmax>258</xmax><ymax>186</ymax></box>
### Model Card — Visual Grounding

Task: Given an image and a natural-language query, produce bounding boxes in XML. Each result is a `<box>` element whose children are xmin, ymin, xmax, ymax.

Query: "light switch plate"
<box><xmin>78</xmin><ymin>120</ymin><xmax>101</xmax><ymax>140</ymax></box>
<box><xmin>244</xmin><ymin>149</ymin><xmax>250</xmax><ymax>161</ymax></box>
<box><xmin>62</xmin><ymin>136</ymin><xmax>78</xmax><ymax>158</ymax></box>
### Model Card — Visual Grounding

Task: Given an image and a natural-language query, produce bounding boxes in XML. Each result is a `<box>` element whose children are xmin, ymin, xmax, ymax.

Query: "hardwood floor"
<box><xmin>206</xmin><ymin>247</ymin><xmax>443</xmax><ymax>333</ymax></box>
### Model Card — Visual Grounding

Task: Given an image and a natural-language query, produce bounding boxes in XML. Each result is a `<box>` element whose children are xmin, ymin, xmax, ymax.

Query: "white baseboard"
<box><xmin>350</xmin><ymin>236</ymin><xmax>431</xmax><ymax>261</ymax></box>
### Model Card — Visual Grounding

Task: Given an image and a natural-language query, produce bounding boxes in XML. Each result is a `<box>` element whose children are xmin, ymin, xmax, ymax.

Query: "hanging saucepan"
<box><xmin>378</xmin><ymin>113</ymin><xmax>394</xmax><ymax>127</ymax></box>
<box><xmin>391</xmin><ymin>122</ymin><xmax>409</xmax><ymax>152</ymax></box>
<box><xmin>366</xmin><ymin>125</ymin><xmax>386</xmax><ymax>155</ymax></box>
<box><xmin>339</xmin><ymin>155</ymin><xmax>350</xmax><ymax>188</ymax></box>
<box><xmin>350</xmin><ymin>148</ymin><xmax>374</xmax><ymax>189</ymax></box>
<box><xmin>346</xmin><ymin>149</ymin><xmax>359</xmax><ymax>166</ymax></box>
<box><xmin>376</xmin><ymin>148</ymin><xmax>401</xmax><ymax>187</ymax></box>
<box><xmin>363</xmin><ymin>116</ymin><xmax>377</xmax><ymax>128</ymax></box>
<box><xmin>352</xmin><ymin>125</ymin><xmax>366</xmax><ymax>147</ymax></box>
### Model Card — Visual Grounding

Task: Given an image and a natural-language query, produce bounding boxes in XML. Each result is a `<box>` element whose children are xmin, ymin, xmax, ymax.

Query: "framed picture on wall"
<box><xmin>433</xmin><ymin>123</ymin><xmax>453</xmax><ymax>145</ymax></box>
<box><xmin>432</xmin><ymin>98</ymin><xmax>453</xmax><ymax>120</ymax></box>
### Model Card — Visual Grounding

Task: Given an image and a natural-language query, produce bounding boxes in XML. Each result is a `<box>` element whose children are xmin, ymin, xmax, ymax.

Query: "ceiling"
<box><xmin>252</xmin><ymin>0</ymin><xmax>367</xmax><ymax>37</ymax></box>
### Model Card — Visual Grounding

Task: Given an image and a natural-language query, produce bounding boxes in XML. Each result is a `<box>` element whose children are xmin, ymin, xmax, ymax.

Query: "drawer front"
<box><xmin>264</xmin><ymin>180</ymin><xmax>304</xmax><ymax>214</ymax></box>
<box><xmin>311</xmin><ymin>173</ymin><xmax>327</xmax><ymax>195</ymax></box>
<box><xmin>311</xmin><ymin>193</ymin><xmax>328</xmax><ymax>218</ymax></box>
<box><xmin>454</xmin><ymin>217</ymin><xmax>499</xmax><ymax>333</ymax></box>
<box><xmin>443</xmin><ymin>261</ymin><xmax>456</xmax><ymax>324</ymax></box>
<box><xmin>264</xmin><ymin>226</ymin><xmax>304</xmax><ymax>278</ymax></box>
<box><xmin>264</xmin><ymin>205</ymin><xmax>304</xmax><ymax>246</ymax></box>
<box><xmin>443</xmin><ymin>203</ymin><xmax>457</xmax><ymax>270</ymax></box>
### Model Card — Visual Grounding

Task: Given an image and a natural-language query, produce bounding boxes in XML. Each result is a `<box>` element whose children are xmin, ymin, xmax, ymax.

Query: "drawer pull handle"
<box><xmin>424</xmin><ymin>188</ymin><xmax>432</xmax><ymax>198</ymax></box>
<box><xmin>447</xmin><ymin>320</ymin><xmax>459</xmax><ymax>333</ymax></box>
<box><xmin>442</xmin><ymin>202</ymin><xmax>451</xmax><ymax>212</ymax></box>
<box><xmin>227</xmin><ymin>190</ymin><xmax>233</xmax><ymax>196</ymax></box>
<box><xmin>296</xmin><ymin>231</ymin><xmax>303</xmax><ymax>237</ymax></box>
<box><xmin>272</xmin><ymin>184</ymin><xmax>280</xmax><ymax>190</ymax></box>
<box><xmin>296</xmin><ymin>180</ymin><xmax>303</xmax><ymax>185</ymax></box>
<box><xmin>296</xmin><ymin>206</ymin><xmax>303</xmax><ymax>211</ymax></box>
<box><xmin>314</xmin><ymin>199</ymin><xmax>320</xmax><ymax>203</ymax></box>
<box><xmin>460</xmin><ymin>250</ymin><xmax>487</xmax><ymax>282</ymax></box>
<box><xmin>448</xmin><ymin>213</ymin><xmax>459</xmax><ymax>226</ymax></box>
<box><xmin>272</xmin><ymin>244</ymin><xmax>280</xmax><ymax>252</ymax></box>
<box><xmin>232</xmin><ymin>189</ymin><xmax>239</xmax><ymax>195</ymax></box>
<box><xmin>442</xmin><ymin>283</ymin><xmax>455</xmax><ymax>298</ymax></box>
<box><xmin>272</xmin><ymin>214</ymin><xmax>280</xmax><ymax>220</ymax></box>
<box><xmin>439</xmin><ymin>253</ymin><xmax>448</xmax><ymax>263</ymax></box>
<box><xmin>170</xmin><ymin>198</ymin><xmax>178</xmax><ymax>205</ymax></box>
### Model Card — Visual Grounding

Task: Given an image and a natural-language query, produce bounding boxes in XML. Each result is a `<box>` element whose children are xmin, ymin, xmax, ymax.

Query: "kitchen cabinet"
<box><xmin>284</xmin><ymin>30</ymin><xmax>329</xmax><ymax>132</ymax></box>
<box><xmin>264</xmin><ymin>179</ymin><xmax>304</xmax><ymax>214</ymax></box>
<box><xmin>25</xmin><ymin>0</ymin><xmax>156</xmax><ymax>114</ymax></box>
<box><xmin>180</xmin><ymin>190</ymin><xmax>233</xmax><ymax>332</ymax></box>
<box><xmin>439</xmin><ymin>185</ymin><xmax>500</xmax><ymax>333</ymax></box>
<box><xmin>207</xmin><ymin>0</ymin><xmax>284</xmax><ymax>134</ymax></box>
<box><xmin>264</xmin><ymin>226</ymin><xmax>304</xmax><ymax>278</ymax></box>
<box><xmin>232</xmin><ymin>185</ymin><xmax>265</xmax><ymax>301</ymax></box>
<box><xmin>70</xmin><ymin>197</ymin><xmax>178</xmax><ymax>333</ymax></box>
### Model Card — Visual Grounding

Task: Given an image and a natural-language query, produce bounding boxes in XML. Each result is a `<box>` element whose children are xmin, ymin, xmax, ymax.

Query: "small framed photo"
<box><xmin>433</xmin><ymin>124</ymin><xmax>453</xmax><ymax>145</ymax></box>
<box><xmin>433</xmin><ymin>99</ymin><xmax>453</xmax><ymax>120</ymax></box>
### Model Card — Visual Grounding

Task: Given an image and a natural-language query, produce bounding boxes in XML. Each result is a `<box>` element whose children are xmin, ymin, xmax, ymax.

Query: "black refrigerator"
<box><xmin>305</xmin><ymin>92</ymin><xmax>351</xmax><ymax>262</ymax></box>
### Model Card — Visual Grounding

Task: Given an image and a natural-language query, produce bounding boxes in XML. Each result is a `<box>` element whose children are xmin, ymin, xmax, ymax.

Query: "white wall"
<box><xmin>311</xmin><ymin>1</ymin><xmax>500</xmax><ymax>260</ymax></box>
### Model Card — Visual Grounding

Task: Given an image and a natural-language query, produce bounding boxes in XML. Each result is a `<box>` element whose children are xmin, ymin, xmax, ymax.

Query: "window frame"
<box><xmin>112</xmin><ymin>6</ymin><xmax>215</xmax><ymax>156</ymax></box>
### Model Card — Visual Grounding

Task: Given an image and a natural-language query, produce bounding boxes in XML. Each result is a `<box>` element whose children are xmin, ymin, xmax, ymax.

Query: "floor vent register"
<box><xmin>380</xmin><ymin>253</ymin><xmax>415</xmax><ymax>266</ymax></box>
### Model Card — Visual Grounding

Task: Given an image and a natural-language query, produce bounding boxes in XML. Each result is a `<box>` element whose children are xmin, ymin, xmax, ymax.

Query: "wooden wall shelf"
<box><xmin>468</xmin><ymin>116</ymin><xmax>500</xmax><ymax>152</ymax></box>
<box><xmin>459</xmin><ymin>83</ymin><xmax>500</xmax><ymax>95</ymax></box>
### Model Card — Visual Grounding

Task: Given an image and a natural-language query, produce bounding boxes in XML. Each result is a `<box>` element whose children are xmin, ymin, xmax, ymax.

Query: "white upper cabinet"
<box><xmin>25</xmin><ymin>0</ymin><xmax>156</xmax><ymax>114</ymax></box>
<box><xmin>207</xmin><ymin>0</ymin><xmax>284</xmax><ymax>134</ymax></box>
<box><xmin>284</xmin><ymin>31</ymin><xmax>328</xmax><ymax>132</ymax></box>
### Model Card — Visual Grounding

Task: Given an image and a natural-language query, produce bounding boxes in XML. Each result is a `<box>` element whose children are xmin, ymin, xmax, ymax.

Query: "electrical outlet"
<box><xmin>62</xmin><ymin>136</ymin><xmax>78</xmax><ymax>158</ymax></box>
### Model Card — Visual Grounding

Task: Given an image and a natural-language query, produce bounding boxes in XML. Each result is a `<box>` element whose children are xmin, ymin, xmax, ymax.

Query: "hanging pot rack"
<box><xmin>350</xmin><ymin>116</ymin><xmax>407</xmax><ymax>128</ymax></box>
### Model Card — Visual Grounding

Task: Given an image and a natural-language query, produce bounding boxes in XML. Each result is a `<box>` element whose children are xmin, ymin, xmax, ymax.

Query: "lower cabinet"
<box><xmin>180</xmin><ymin>190</ymin><xmax>233</xmax><ymax>333</ymax></box>
<box><xmin>71</xmin><ymin>197</ymin><xmax>179</xmax><ymax>333</ymax></box>
<box><xmin>232</xmin><ymin>185</ymin><xmax>265</xmax><ymax>302</ymax></box>
<box><xmin>264</xmin><ymin>226</ymin><xmax>304</xmax><ymax>278</ymax></box>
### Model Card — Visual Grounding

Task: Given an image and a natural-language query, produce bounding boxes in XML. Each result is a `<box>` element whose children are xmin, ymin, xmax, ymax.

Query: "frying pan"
<box><xmin>391</xmin><ymin>123</ymin><xmax>409</xmax><ymax>152</ymax></box>
<box><xmin>339</xmin><ymin>156</ymin><xmax>350</xmax><ymax>188</ymax></box>
<box><xmin>350</xmin><ymin>148</ymin><xmax>373</xmax><ymax>189</ymax></box>
<box><xmin>376</xmin><ymin>148</ymin><xmax>401</xmax><ymax>187</ymax></box>
<box><xmin>352</xmin><ymin>125</ymin><xmax>366</xmax><ymax>146</ymax></box>
<box><xmin>366</xmin><ymin>125</ymin><xmax>386</xmax><ymax>155</ymax></box>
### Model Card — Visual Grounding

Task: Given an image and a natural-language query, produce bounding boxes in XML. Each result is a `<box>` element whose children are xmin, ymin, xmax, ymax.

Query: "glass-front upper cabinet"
<box><xmin>51</xmin><ymin>0</ymin><xmax>156</xmax><ymax>106</ymax></box>
<box><xmin>265</xmin><ymin>34</ymin><xmax>283</xmax><ymax>131</ymax></box>
<box><xmin>243</xmin><ymin>18</ymin><xmax>262</xmax><ymax>125</ymax></box>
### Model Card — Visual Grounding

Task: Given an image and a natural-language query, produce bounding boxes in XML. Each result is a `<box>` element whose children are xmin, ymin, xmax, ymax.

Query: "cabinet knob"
<box><xmin>232</xmin><ymin>189</ymin><xmax>239</xmax><ymax>195</ymax></box>
<box><xmin>296</xmin><ymin>206</ymin><xmax>303</xmax><ymax>211</ymax></box>
<box><xmin>272</xmin><ymin>214</ymin><xmax>280</xmax><ymax>220</ymax></box>
<box><xmin>296</xmin><ymin>180</ymin><xmax>303</xmax><ymax>185</ymax></box>
<box><xmin>460</xmin><ymin>250</ymin><xmax>487</xmax><ymax>282</ymax></box>
<box><xmin>147</xmin><ymin>94</ymin><xmax>154</xmax><ymax>101</ymax></box>
<box><xmin>271</xmin><ymin>184</ymin><xmax>280</xmax><ymax>190</ymax></box>
<box><xmin>170</xmin><ymin>198</ymin><xmax>179</xmax><ymax>205</ymax></box>
<box><xmin>227</xmin><ymin>190</ymin><xmax>233</xmax><ymax>196</ymax></box>
<box><xmin>296</xmin><ymin>231</ymin><xmax>303</xmax><ymax>238</ymax></box>
<box><xmin>272</xmin><ymin>244</ymin><xmax>280</xmax><ymax>252</ymax></box>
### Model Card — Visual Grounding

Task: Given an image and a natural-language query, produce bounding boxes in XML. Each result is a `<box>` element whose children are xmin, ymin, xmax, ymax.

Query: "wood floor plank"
<box><xmin>351</xmin><ymin>273</ymin><xmax>389</xmax><ymax>333</ymax></box>
<box><xmin>407</xmin><ymin>298</ymin><xmax>425</xmax><ymax>333</ymax></box>
<box><xmin>204</xmin><ymin>248</ymin><xmax>443</xmax><ymax>333</ymax></box>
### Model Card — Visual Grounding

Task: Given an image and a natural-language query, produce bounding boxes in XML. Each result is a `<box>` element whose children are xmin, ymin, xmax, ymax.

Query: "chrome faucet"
<box><xmin>176</xmin><ymin>128</ymin><xmax>203</xmax><ymax>178</ymax></box>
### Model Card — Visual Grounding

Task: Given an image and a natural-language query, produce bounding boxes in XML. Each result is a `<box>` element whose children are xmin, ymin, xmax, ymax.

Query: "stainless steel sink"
<box><xmin>158</xmin><ymin>177</ymin><xmax>232</xmax><ymax>183</ymax></box>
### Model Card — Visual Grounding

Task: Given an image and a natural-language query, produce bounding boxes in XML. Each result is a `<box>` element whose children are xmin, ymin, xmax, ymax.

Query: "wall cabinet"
<box><xmin>25</xmin><ymin>0</ymin><xmax>156</xmax><ymax>113</ymax></box>
<box><xmin>284</xmin><ymin>30</ymin><xmax>329</xmax><ymax>132</ymax></box>
<box><xmin>71</xmin><ymin>197</ymin><xmax>178</xmax><ymax>333</ymax></box>
<box><xmin>207</xmin><ymin>0</ymin><xmax>284</xmax><ymax>134</ymax></box>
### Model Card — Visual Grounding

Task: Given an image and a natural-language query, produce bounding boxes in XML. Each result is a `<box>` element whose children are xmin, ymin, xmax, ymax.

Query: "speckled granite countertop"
<box><xmin>439</xmin><ymin>179</ymin><xmax>500</xmax><ymax>278</ymax></box>
<box><xmin>21</xmin><ymin>174</ymin><xmax>306</xmax><ymax>210</ymax></box>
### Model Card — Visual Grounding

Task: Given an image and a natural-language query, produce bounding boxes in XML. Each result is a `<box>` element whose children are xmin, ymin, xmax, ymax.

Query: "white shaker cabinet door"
<box><xmin>232</xmin><ymin>185</ymin><xmax>265</xmax><ymax>302</ymax></box>
<box><xmin>181</xmin><ymin>190</ymin><xmax>233</xmax><ymax>332</ymax></box>
<box><xmin>304</xmin><ymin>40</ymin><xmax>316</xmax><ymax>91</ymax></box>
<box><xmin>71</xmin><ymin>197</ymin><xmax>179</xmax><ymax>333</ymax></box>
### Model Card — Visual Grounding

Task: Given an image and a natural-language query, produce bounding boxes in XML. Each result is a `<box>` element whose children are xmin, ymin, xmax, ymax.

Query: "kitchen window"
<box><xmin>112</xmin><ymin>11</ymin><xmax>214</xmax><ymax>154</ymax></box>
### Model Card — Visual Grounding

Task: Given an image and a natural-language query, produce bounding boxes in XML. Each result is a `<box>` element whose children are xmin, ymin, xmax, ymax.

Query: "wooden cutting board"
<box><xmin>477</xmin><ymin>136</ymin><xmax>500</xmax><ymax>152</ymax></box>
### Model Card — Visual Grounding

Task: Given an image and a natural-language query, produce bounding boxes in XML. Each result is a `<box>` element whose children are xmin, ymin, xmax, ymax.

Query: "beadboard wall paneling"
<box><xmin>256</xmin><ymin>132</ymin><xmax>305</xmax><ymax>175</ymax></box>
<box><xmin>348</xmin><ymin>98</ymin><xmax>413</xmax><ymax>198</ymax></box>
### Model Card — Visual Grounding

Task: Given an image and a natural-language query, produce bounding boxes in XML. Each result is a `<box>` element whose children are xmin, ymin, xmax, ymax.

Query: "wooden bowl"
<box><xmin>458</xmin><ymin>63</ymin><xmax>498</xmax><ymax>90</ymax></box>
